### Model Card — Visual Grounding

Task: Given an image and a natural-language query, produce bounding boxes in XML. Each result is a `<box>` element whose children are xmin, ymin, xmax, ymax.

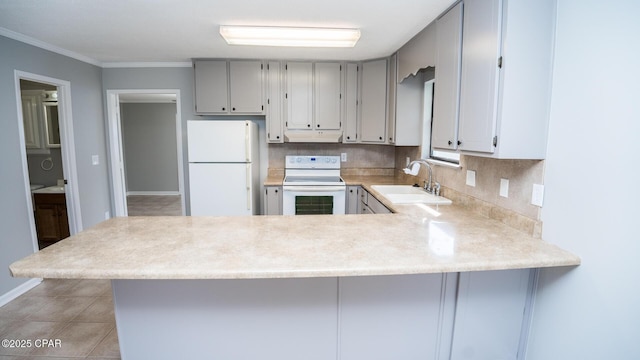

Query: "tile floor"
<box><xmin>126</xmin><ymin>195</ymin><xmax>182</xmax><ymax>216</ymax></box>
<box><xmin>0</xmin><ymin>279</ymin><xmax>120</xmax><ymax>359</ymax></box>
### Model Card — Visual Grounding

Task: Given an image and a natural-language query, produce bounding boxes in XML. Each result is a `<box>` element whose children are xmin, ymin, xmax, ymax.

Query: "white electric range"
<box><xmin>282</xmin><ymin>155</ymin><xmax>346</xmax><ymax>215</ymax></box>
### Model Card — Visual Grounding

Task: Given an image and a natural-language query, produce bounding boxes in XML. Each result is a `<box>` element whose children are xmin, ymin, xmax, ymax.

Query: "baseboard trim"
<box><xmin>0</xmin><ymin>278</ymin><xmax>42</xmax><ymax>307</ymax></box>
<box><xmin>126</xmin><ymin>191</ymin><xmax>180</xmax><ymax>196</ymax></box>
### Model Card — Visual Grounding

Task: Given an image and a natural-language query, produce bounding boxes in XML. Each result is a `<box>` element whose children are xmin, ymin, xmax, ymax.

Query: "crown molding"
<box><xmin>101</xmin><ymin>62</ymin><xmax>192</xmax><ymax>68</ymax></box>
<box><xmin>1</xmin><ymin>28</ymin><xmax>193</xmax><ymax>68</ymax></box>
<box><xmin>0</xmin><ymin>27</ymin><xmax>103</xmax><ymax>67</ymax></box>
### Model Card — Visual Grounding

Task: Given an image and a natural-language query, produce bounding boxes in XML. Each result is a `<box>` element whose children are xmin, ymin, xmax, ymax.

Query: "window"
<box><xmin>422</xmin><ymin>79</ymin><xmax>460</xmax><ymax>165</ymax></box>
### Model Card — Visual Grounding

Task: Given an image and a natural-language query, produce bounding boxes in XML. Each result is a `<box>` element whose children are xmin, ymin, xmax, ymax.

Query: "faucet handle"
<box><xmin>434</xmin><ymin>182</ymin><xmax>441</xmax><ymax>196</ymax></box>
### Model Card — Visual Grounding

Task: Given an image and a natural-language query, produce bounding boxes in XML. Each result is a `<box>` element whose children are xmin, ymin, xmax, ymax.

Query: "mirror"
<box><xmin>44</xmin><ymin>102</ymin><xmax>60</xmax><ymax>148</ymax></box>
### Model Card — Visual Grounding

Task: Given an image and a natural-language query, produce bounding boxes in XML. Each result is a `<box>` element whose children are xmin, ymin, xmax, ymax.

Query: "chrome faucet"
<box><xmin>404</xmin><ymin>159</ymin><xmax>434</xmax><ymax>194</ymax></box>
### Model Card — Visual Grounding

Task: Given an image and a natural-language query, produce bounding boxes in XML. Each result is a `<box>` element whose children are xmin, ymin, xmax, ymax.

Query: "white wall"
<box><xmin>527</xmin><ymin>0</ymin><xmax>640</xmax><ymax>358</ymax></box>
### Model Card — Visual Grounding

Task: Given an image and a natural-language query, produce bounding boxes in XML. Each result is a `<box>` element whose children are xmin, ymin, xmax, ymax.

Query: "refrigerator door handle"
<box><xmin>246</xmin><ymin>164</ymin><xmax>251</xmax><ymax>210</ymax></box>
<box><xmin>245</xmin><ymin>122</ymin><xmax>251</xmax><ymax>162</ymax></box>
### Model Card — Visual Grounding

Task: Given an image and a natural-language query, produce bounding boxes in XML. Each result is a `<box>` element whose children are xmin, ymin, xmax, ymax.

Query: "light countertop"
<box><xmin>10</xmin><ymin>175</ymin><xmax>580</xmax><ymax>279</ymax></box>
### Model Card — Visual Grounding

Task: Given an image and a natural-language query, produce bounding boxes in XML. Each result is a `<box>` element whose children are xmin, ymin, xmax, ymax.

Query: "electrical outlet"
<box><xmin>406</xmin><ymin>157</ymin><xmax>411</xmax><ymax>167</ymax></box>
<box><xmin>466</xmin><ymin>170</ymin><xmax>476</xmax><ymax>187</ymax></box>
<box><xmin>104</xmin><ymin>211</ymin><xmax>110</xmax><ymax>220</ymax></box>
<box><xmin>341</xmin><ymin>153</ymin><xmax>347</xmax><ymax>162</ymax></box>
<box><xmin>531</xmin><ymin>184</ymin><xmax>545</xmax><ymax>207</ymax></box>
<box><xmin>92</xmin><ymin>155</ymin><xmax>99</xmax><ymax>165</ymax></box>
<box><xmin>500</xmin><ymin>178</ymin><xmax>509</xmax><ymax>198</ymax></box>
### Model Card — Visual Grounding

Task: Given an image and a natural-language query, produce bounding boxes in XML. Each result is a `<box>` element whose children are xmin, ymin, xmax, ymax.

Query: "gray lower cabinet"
<box><xmin>340</xmin><ymin>274</ymin><xmax>455</xmax><ymax>359</ymax></box>
<box><xmin>263</xmin><ymin>186</ymin><xmax>282</xmax><ymax>215</ymax></box>
<box><xmin>450</xmin><ymin>269</ymin><xmax>533</xmax><ymax>360</ymax></box>
<box><xmin>346</xmin><ymin>186</ymin><xmax>359</xmax><ymax>214</ymax></box>
<box><xmin>114</xmin><ymin>270</ymin><xmax>534</xmax><ymax>359</ymax></box>
<box><xmin>358</xmin><ymin>187</ymin><xmax>391</xmax><ymax>214</ymax></box>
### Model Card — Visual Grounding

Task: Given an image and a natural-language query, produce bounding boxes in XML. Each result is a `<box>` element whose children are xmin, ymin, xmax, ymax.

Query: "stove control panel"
<box><xmin>286</xmin><ymin>155</ymin><xmax>341</xmax><ymax>169</ymax></box>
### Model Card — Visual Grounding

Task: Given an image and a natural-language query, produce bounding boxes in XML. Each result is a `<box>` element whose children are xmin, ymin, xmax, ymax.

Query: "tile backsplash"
<box><xmin>395</xmin><ymin>146</ymin><xmax>544</xmax><ymax>221</ymax></box>
<box><xmin>268</xmin><ymin>143</ymin><xmax>395</xmax><ymax>170</ymax></box>
<box><xmin>270</xmin><ymin>143</ymin><xmax>545</xmax><ymax>233</ymax></box>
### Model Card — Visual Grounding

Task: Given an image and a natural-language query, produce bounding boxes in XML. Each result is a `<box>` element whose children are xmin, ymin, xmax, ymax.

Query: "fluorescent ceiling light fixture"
<box><xmin>219</xmin><ymin>26</ymin><xmax>361</xmax><ymax>48</ymax></box>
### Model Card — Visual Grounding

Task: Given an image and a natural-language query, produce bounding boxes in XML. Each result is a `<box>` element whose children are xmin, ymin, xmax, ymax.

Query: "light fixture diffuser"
<box><xmin>219</xmin><ymin>26</ymin><xmax>361</xmax><ymax>48</ymax></box>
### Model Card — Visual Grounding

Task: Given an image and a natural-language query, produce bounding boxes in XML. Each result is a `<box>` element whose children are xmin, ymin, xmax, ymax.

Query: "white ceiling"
<box><xmin>0</xmin><ymin>0</ymin><xmax>455</xmax><ymax>66</ymax></box>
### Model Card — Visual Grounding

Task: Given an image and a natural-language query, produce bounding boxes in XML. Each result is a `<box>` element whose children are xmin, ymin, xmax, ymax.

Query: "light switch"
<box><xmin>500</xmin><ymin>178</ymin><xmax>509</xmax><ymax>198</ymax></box>
<box><xmin>466</xmin><ymin>170</ymin><xmax>476</xmax><ymax>187</ymax></box>
<box><xmin>92</xmin><ymin>155</ymin><xmax>99</xmax><ymax>165</ymax></box>
<box><xmin>341</xmin><ymin>153</ymin><xmax>347</xmax><ymax>162</ymax></box>
<box><xmin>531</xmin><ymin>184</ymin><xmax>545</xmax><ymax>207</ymax></box>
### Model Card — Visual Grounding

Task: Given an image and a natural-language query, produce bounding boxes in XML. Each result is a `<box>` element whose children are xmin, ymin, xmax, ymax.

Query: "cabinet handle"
<box><xmin>232</xmin><ymin>107</ymin><xmax>236</xmax><ymax>111</ymax></box>
<box><xmin>379</xmin><ymin>136</ymin><xmax>383</xmax><ymax>140</ymax></box>
<box><xmin>222</xmin><ymin>107</ymin><xmax>226</xmax><ymax>111</ymax></box>
<box><xmin>275</xmin><ymin>189</ymin><xmax>278</xmax><ymax>193</ymax></box>
<box><xmin>276</xmin><ymin>135</ymin><xmax>280</xmax><ymax>139</ymax></box>
<box><xmin>457</xmin><ymin>140</ymin><xmax>462</xmax><ymax>146</ymax></box>
<box><xmin>347</xmin><ymin>136</ymin><xmax>350</xmax><ymax>140</ymax></box>
<box><xmin>448</xmin><ymin>140</ymin><xmax>453</xmax><ymax>145</ymax></box>
<box><xmin>317</xmin><ymin>124</ymin><xmax>320</xmax><ymax>128</ymax></box>
<box><xmin>307</xmin><ymin>124</ymin><xmax>311</xmax><ymax>128</ymax></box>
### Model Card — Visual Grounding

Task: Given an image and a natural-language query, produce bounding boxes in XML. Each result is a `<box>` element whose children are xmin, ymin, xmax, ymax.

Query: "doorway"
<box><xmin>106</xmin><ymin>90</ymin><xmax>185</xmax><ymax>217</ymax></box>
<box><xmin>15</xmin><ymin>71</ymin><xmax>82</xmax><ymax>251</ymax></box>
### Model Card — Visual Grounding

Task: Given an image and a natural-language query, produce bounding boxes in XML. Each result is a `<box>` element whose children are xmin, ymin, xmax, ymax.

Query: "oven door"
<box><xmin>282</xmin><ymin>185</ymin><xmax>346</xmax><ymax>215</ymax></box>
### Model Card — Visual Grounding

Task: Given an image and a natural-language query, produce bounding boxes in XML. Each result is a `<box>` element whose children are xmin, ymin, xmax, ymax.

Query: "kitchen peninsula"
<box><xmin>10</xmin><ymin>195</ymin><xmax>579</xmax><ymax>359</ymax></box>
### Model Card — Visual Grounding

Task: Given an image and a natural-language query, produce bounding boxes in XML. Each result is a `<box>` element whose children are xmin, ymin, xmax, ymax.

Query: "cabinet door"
<box><xmin>340</xmin><ymin>274</ymin><xmax>448</xmax><ymax>360</ymax></box>
<box><xmin>457</xmin><ymin>0</ymin><xmax>502</xmax><ymax>153</ymax></box>
<box><xmin>343</xmin><ymin>63</ymin><xmax>359</xmax><ymax>143</ymax></box>
<box><xmin>432</xmin><ymin>1</ymin><xmax>463</xmax><ymax>150</ymax></box>
<box><xmin>450</xmin><ymin>269</ymin><xmax>531</xmax><ymax>360</ymax></box>
<box><xmin>35</xmin><ymin>204</ymin><xmax>61</xmax><ymax>241</ymax></box>
<box><xmin>285</xmin><ymin>62</ymin><xmax>313</xmax><ymax>130</ymax></box>
<box><xmin>264</xmin><ymin>186</ymin><xmax>282</xmax><ymax>215</ymax></box>
<box><xmin>345</xmin><ymin>186</ymin><xmax>359</xmax><ymax>214</ymax></box>
<box><xmin>194</xmin><ymin>60</ymin><xmax>229</xmax><ymax>113</ymax></box>
<box><xmin>386</xmin><ymin>54</ymin><xmax>397</xmax><ymax>144</ymax></box>
<box><xmin>229</xmin><ymin>60</ymin><xmax>264</xmax><ymax>113</ymax></box>
<box><xmin>266</xmin><ymin>61</ymin><xmax>284</xmax><ymax>143</ymax></box>
<box><xmin>360</xmin><ymin>59</ymin><xmax>387</xmax><ymax>143</ymax></box>
<box><xmin>57</xmin><ymin>205</ymin><xmax>70</xmax><ymax>238</ymax></box>
<box><xmin>21</xmin><ymin>93</ymin><xmax>42</xmax><ymax>149</ymax></box>
<box><xmin>314</xmin><ymin>62</ymin><xmax>342</xmax><ymax>130</ymax></box>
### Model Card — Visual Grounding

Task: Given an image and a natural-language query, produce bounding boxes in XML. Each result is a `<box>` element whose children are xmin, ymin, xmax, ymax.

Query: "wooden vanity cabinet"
<box><xmin>34</xmin><ymin>193</ymin><xmax>69</xmax><ymax>249</ymax></box>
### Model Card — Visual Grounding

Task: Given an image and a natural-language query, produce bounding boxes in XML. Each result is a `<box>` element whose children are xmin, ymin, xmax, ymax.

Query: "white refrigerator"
<box><xmin>187</xmin><ymin>120</ymin><xmax>260</xmax><ymax>216</ymax></box>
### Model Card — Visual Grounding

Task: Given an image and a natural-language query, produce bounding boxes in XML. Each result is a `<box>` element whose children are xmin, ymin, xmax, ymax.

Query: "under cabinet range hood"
<box><xmin>284</xmin><ymin>130</ymin><xmax>343</xmax><ymax>143</ymax></box>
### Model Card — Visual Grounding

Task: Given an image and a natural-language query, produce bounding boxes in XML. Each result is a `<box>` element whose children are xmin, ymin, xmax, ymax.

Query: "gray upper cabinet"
<box><xmin>386</xmin><ymin>54</ymin><xmax>397</xmax><ymax>144</ymax></box>
<box><xmin>314</xmin><ymin>62</ymin><xmax>342</xmax><ymax>130</ymax></box>
<box><xmin>285</xmin><ymin>62</ymin><xmax>314</xmax><ymax>130</ymax></box>
<box><xmin>432</xmin><ymin>1</ymin><xmax>463</xmax><ymax>150</ymax></box>
<box><xmin>194</xmin><ymin>59</ymin><xmax>265</xmax><ymax>115</ymax></box>
<box><xmin>266</xmin><ymin>61</ymin><xmax>284</xmax><ymax>143</ymax></box>
<box><xmin>457</xmin><ymin>0</ymin><xmax>502</xmax><ymax>154</ymax></box>
<box><xmin>343</xmin><ymin>63</ymin><xmax>359</xmax><ymax>143</ymax></box>
<box><xmin>360</xmin><ymin>59</ymin><xmax>387</xmax><ymax>143</ymax></box>
<box><xmin>457</xmin><ymin>0</ymin><xmax>555</xmax><ymax>159</ymax></box>
<box><xmin>229</xmin><ymin>60</ymin><xmax>264</xmax><ymax>113</ymax></box>
<box><xmin>194</xmin><ymin>60</ymin><xmax>229</xmax><ymax>113</ymax></box>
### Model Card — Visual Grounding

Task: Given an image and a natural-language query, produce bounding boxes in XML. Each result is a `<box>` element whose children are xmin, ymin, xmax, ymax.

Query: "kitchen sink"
<box><xmin>371</xmin><ymin>185</ymin><xmax>452</xmax><ymax>205</ymax></box>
